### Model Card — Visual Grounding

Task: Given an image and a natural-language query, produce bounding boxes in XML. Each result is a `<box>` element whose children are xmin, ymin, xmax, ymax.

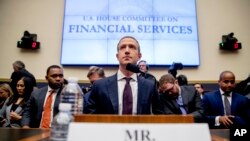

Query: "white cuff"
<box><xmin>215</xmin><ymin>116</ymin><xmax>220</xmax><ymax>126</ymax></box>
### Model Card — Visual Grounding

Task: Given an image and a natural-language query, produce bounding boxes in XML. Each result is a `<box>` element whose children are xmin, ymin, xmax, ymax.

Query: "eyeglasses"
<box><xmin>163</xmin><ymin>83</ymin><xmax>175</xmax><ymax>94</ymax></box>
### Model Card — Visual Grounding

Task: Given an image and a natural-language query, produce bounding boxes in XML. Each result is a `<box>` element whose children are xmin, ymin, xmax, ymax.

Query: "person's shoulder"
<box><xmin>181</xmin><ymin>85</ymin><xmax>196</xmax><ymax>92</ymax></box>
<box><xmin>145</xmin><ymin>73</ymin><xmax>156</xmax><ymax>79</ymax></box>
<box><xmin>20</xmin><ymin>69</ymin><xmax>35</xmax><ymax>78</ymax></box>
<box><xmin>32</xmin><ymin>86</ymin><xmax>47</xmax><ymax>95</ymax></box>
<box><xmin>138</xmin><ymin>76</ymin><xmax>149</xmax><ymax>82</ymax></box>
<box><xmin>233</xmin><ymin>92</ymin><xmax>249</xmax><ymax>100</ymax></box>
<box><xmin>94</xmin><ymin>74</ymin><xmax>116</xmax><ymax>85</ymax></box>
<box><xmin>138</xmin><ymin>76</ymin><xmax>155</xmax><ymax>87</ymax></box>
<box><xmin>203</xmin><ymin>90</ymin><xmax>219</xmax><ymax>98</ymax></box>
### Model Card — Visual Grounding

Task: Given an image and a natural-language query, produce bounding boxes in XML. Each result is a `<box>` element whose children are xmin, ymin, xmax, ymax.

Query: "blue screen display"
<box><xmin>61</xmin><ymin>0</ymin><xmax>199</xmax><ymax>66</ymax></box>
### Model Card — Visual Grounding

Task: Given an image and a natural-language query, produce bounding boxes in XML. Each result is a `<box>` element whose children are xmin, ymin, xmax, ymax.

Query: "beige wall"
<box><xmin>0</xmin><ymin>0</ymin><xmax>249</xmax><ymax>82</ymax></box>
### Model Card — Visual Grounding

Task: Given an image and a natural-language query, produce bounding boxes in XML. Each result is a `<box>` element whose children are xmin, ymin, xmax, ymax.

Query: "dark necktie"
<box><xmin>223</xmin><ymin>93</ymin><xmax>231</xmax><ymax>115</ymax></box>
<box><xmin>122</xmin><ymin>77</ymin><xmax>133</xmax><ymax>114</ymax></box>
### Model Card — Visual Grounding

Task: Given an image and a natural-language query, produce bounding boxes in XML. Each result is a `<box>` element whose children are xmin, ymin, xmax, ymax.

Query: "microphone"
<box><xmin>126</xmin><ymin>63</ymin><xmax>142</xmax><ymax>73</ymax></box>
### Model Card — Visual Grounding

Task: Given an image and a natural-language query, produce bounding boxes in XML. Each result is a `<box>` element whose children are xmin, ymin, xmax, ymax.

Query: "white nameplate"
<box><xmin>68</xmin><ymin>122</ymin><xmax>211</xmax><ymax>141</ymax></box>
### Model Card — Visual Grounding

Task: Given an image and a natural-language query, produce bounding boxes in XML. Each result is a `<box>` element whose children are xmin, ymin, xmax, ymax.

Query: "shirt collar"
<box><xmin>47</xmin><ymin>86</ymin><xmax>59</xmax><ymax>93</ymax></box>
<box><xmin>219</xmin><ymin>88</ymin><xmax>232</xmax><ymax>96</ymax></box>
<box><xmin>117</xmin><ymin>69</ymin><xmax>138</xmax><ymax>82</ymax></box>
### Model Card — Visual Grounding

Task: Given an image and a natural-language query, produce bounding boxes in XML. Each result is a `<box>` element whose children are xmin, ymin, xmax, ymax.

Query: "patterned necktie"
<box><xmin>223</xmin><ymin>93</ymin><xmax>231</xmax><ymax>115</ymax></box>
<box><xmin>40</xmin><ymin>90</ymin><xmax>55</xmax><ymax>128</ymax></box>
<box><xmin>122</xmin><ymin>77</ymin><xmax>133</xmax><ymax>114</ymax></box>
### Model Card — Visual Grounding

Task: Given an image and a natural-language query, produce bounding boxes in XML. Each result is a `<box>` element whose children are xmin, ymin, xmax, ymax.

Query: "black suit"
<box><xmin>159</xmin><ymin>85</ymin><xmax>204</xmax><ymax>122</ymax></box>
<box><xmin>84</xmin><ymin>74</ymin><xmax>162</xmax><ymax>114</ymax></box>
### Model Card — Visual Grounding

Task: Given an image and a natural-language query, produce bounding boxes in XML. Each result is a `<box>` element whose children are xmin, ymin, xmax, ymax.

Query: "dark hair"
<box><xmin>46</xmin><ymin>65</ymin><xmax>62</xmax><ymax>75</ymax></box>
<box><xmin>177</xmin><ymin>74</ymin><xmax>188</xmax><ymax>86</ymax></box>
<box><xmin>7</xmin><ymin>77</ymin><xmax>33</xmax><ymax>107</ymax></box>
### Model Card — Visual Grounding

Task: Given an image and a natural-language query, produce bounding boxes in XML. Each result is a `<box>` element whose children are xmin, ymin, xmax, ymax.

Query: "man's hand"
<box><xmin>219</xmin><ymin>115</ymin><xmax>234</xmax><ymax>128</ymax></box>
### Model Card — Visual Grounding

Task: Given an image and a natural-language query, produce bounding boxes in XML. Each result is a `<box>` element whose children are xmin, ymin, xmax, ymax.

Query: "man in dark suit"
<box><xmin>21</xmin><ymin>65</ymin><xmax>64</xmax><ymax>128</ymax></box>
<box><xmin>83</xmin><ymin>66</ymin><xmax>106</xmax><ymax>113</ymax></box>
<box><xmin>137</xmin><ymin>60</ymin><xmax>157</xmax><ymax>82</ymax></box>
<box><xmin>10</xmin><ymin>60</ymin><xmax>37</xmax><ymax>94</ymax></box>
<box><xmin>202</xmin><ymin>70</ymin><xmax>250</xmax><ymax>129</ymax></box>
<box><xmin>84</xmin><ymin>36</ymin><xmax>162</xmax><ymax>115</ymax></box>
<box><xmin>158</xmin><ymin>73</ymin><xmax>204</xmax><ymax>122</ymax></box>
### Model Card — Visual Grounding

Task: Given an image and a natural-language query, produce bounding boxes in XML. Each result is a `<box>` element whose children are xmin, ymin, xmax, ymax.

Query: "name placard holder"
<box><xmin>68</xmin><ymin>123</ymin><xmax>211</xmax><ymax>141</ymax></box>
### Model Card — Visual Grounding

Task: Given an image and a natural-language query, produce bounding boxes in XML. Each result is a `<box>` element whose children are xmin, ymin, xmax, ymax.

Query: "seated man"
<box><xmin>158</xmin><ymin>73</ymin><xmax>204</xmax><ymax>122</ymax></box>
<box><xmin>202</xmin><ymin>70</ymin><xmax>250</xmax><ymax>129</ymax></box>
<box><xmin>193</xmin><ymin>83</ymin><xmax>205</xmax><ymax>99</ymax></box>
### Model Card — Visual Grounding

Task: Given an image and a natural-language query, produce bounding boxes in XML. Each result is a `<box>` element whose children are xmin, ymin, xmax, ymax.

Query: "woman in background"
<box><xmin>0</xmin><ymin>83</ymin><xmax>13</xmax><ymax>109</ymax></box>
<box><xmin>0</xmin><ymin>77</ymin><xmax>33</xmax><ymax>128</ymax></box>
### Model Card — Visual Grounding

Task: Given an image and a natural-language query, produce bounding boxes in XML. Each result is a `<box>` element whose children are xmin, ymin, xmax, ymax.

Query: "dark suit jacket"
<box><xmin>159</xmin><ymin>85</ymin><xmax>204</xmax><ymax>122</ymax></box>
<box><xmin>21</xmin><ymin>86</ymin><xmax>61</xmax><ymax>128</ymax></box>
<box><xmin>84</xmin><ymin>74</ymin><xmax>162</xmax><ymax>114</ymax></box>
<box><xmin>202</xmin><ymin>90</ymin><xmax>250</xmax><ymax>128</ymax></box>
<box><xmin>83</xmin><ymin>91</ymin><xmax>91</xmax><ymax>113</ymax></box>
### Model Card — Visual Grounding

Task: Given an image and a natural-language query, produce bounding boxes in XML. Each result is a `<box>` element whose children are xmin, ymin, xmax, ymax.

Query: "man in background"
<box><xmin>158</xmin><ymin>73</ymin><xmax>204</xmax><ymax>122</ymax></box>
<box><xmin>10</xmin><ymin>60</ymin><xmax>37</xmax><ymax>93</ymax></box>
<box><xmin>137</xmin><ymin>60</ymin><xmax>157</xmax><ymax>83</ymax></box>
<box><xmin>83</xmin><ymin>66</ymin><xmax>105</xmax><ymax>113</ymax></box>
<box><xmin>194</xmin><ymin>83</ymin><xmax>205</xmax><ymax>99</ymax></box>
<box><xmin>202</xmin><ymin>70</ymin><xmax>250</xmax><ymax>129</ymax></box>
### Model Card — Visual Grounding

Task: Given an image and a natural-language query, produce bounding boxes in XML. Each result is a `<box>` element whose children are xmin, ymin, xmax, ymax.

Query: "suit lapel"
<box><xmin>230</xmin><ymin>92</ymin><xmax>237</xmax><ymax>114</ymax></box>
<box><xmin>215</xmin><ymin>91</ymin><xmax>224</xmax><ymax>114</ymax></box>
<box><xmin>107</xmin><ymin>74</ymin><xmax>119</xmax><ymax>114</ymax></box>
<box><xmin>180</xmin><ymin>87</ymin><xmax>189</xmax><ymax>112</ymax></box>
<box><xmin>37</xmin><ymin>87</ymin><xmax>48</xmax><ymax>115</ymax></box>
<box><xmin>169</xmin><ymin>98</ymin><xmax>182</xmax><ymax>114</ymax></box>
<box><xmin>53</xmin><ymin>87</ymin><xmax>62</xmax><ymax>116</ymax></box>
<box><xmin>137</xmin><ymin>77</ymin><xmax>144</xmax><ymax>114</ymax></box>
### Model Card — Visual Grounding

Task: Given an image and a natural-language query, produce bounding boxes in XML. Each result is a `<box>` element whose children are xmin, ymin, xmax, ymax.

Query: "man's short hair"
<box><xmin>13</xmin><ymin>60</ymin><xmax>25</xmax><ymax>70</ymax></box>
<box><xmin>117</xmin><ymin>36</ymin><xmax>140</xmax><ymax>53</ymax></box>
<box><xmin>46</xmin><ymin>65</ymin><xmax>62</xmax><ymax>75</ymax></box>
<box><xmin>87</xmin><ymin>66</ymin><xmax>105</xmax><ymax>78</ymax></box>
<box><xmin>159</xmin><ymin>73</ymin><xmax>176</xmax><ymax>87</ymax></box>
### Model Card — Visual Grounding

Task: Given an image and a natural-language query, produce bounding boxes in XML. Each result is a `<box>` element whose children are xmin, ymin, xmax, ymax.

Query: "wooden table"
<box><xmin>0</xmin><ymin>128</ymin><xmax>50</xmax><ymax>141</ymax></box>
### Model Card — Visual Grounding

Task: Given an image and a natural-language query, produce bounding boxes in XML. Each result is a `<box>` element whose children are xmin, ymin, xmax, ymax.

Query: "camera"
<box><xmin>168</xmin><ymin>62</ymin><xmax>183</xmax><ymax>78</ymax></box>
